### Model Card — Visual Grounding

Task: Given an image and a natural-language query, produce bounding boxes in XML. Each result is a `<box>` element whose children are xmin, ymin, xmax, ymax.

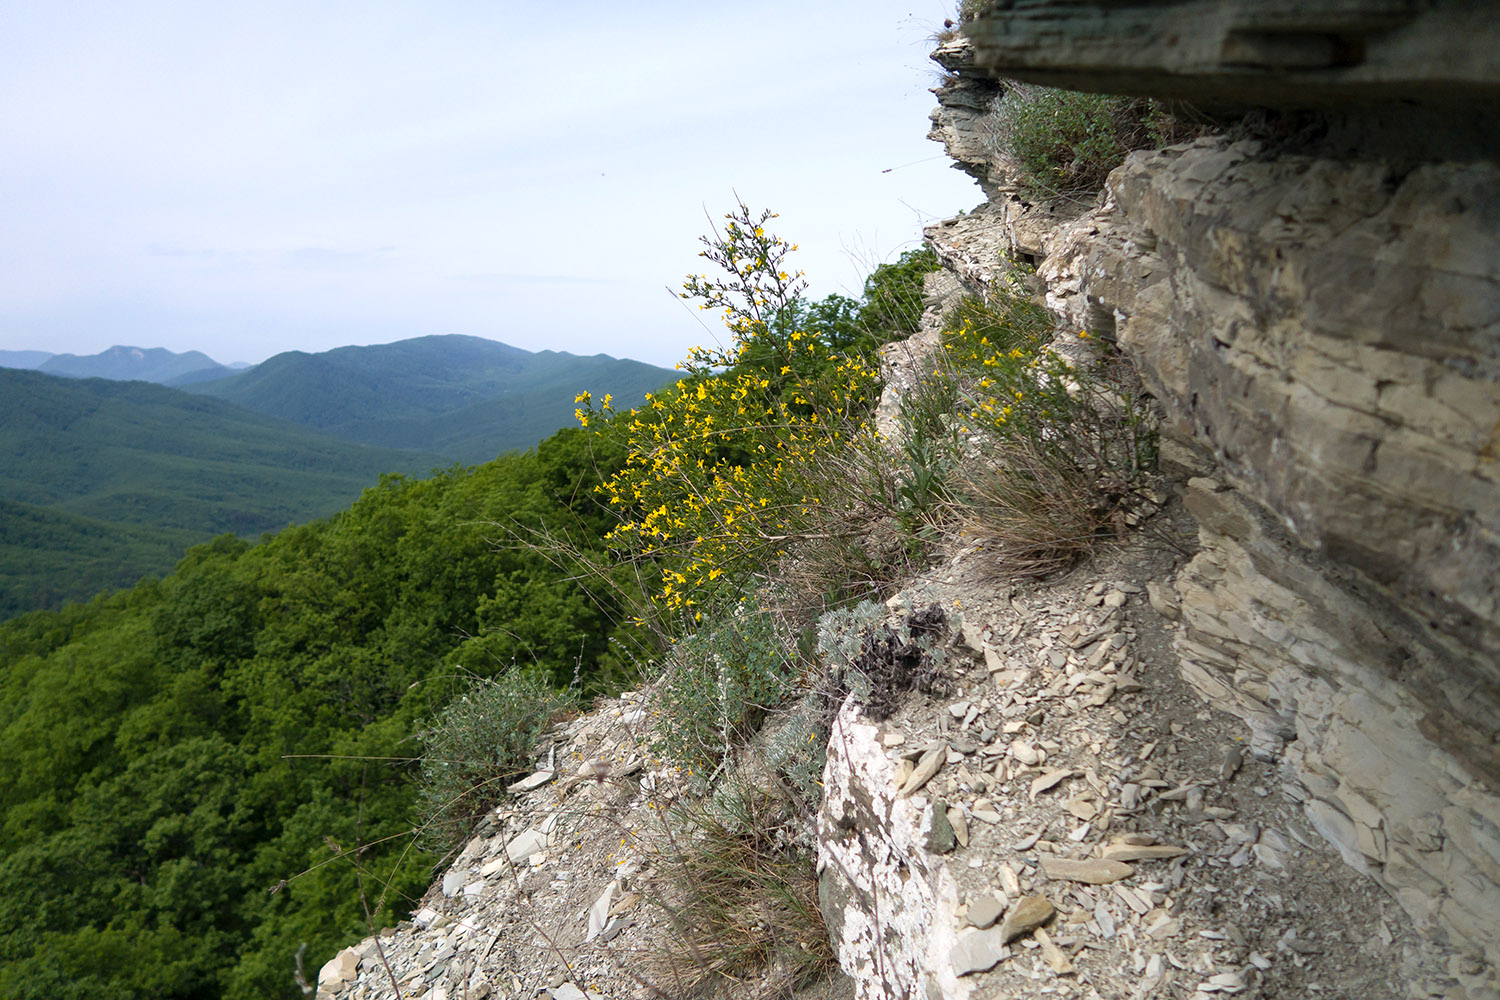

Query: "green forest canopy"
<box><xmin>0</xmin><ymin>428</ymin><xmax>637</xmax><ymax>1000</ymax></box>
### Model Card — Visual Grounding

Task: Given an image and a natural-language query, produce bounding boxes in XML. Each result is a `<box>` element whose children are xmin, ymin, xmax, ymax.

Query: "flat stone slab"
<box><xmin>505</xmin><ymin>828</ymin><xmax>549</xmax><ymax>863</ymax></box>
<box><xmin>968</xmin><ymin>893</ymin><xmax>1006</xmax><ymax>930</ymax></box>
<box><xmin>951</xmin><ymin>926</ymin><xmax>1009</xmax><ymax>976</ymax></box>
<box><xmin>508</xmin><ymin>770</ymin><xmax>556</xmax><ymax>792</ymax></box>
<box><xmin>1100</xmin><ymin>843</ymin><xmax>1189</xmax><ymax>863</ymax></box>
<box><xmin>1040</xmin><ymin>856</ymin><xmax>1135</xmax><ymax>884</ymax></box>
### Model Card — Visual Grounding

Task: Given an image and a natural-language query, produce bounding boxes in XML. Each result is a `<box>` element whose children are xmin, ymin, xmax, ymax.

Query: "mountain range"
<box><xmin>0</xmin><ymin>345</ymin><xmax>249</xmax><ymax>383</ymax></box>
<box><xmin>0</xmin><ymin>335</ymin><xmax>674</xmax><ymax>617</ymax></box>
<box><xmin>184</xmin><ymin>335</ymin><xmax>674</xmax><ymax>463</ymax></box>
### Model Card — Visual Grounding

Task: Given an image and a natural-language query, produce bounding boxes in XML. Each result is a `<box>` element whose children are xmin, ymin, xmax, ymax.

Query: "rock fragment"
<box><xmin>967</xmin><ymin>893</ymin><xmax>1006</xmax><ymax>929</ymax></box>
<box><xmin>508</xmin><ymin>769</ymin><xmax>556</xmax><ymax>792</ymax></box>
<box><xmin>900</xmin><ymin>744</ymin><xmax>947</xmax><ymax>797</ymax></box>
<box><xmin>1034</xmin><ymin>927</ymin><xmax>1074</xmax><ymax>973</ymax></box>
<box><xmin>1200</xmin><ymin>970</ymin><xmax>1247</xmax><ymax>993</ymax></box>
<box><xmin>997</xmin><ymin>863</ymin><xmax>1022</xmax><ymax>898</ymax></box>
<box><xmin>999</xmin><ymin>894</ymin><xmax>1056</xmax><ymax>942</ymax></box>
<box><xmin>1030</xmin><ymin>767</ymin><xmax>1075</xmax><ymax>799</ymax></box>
<box><xmin>950</xmin><ymin>926</ymin><xmax>1009</xmax><ymax>976</ymax></box>
<box><xmin>1220</xmin><ymin>744</ymin><xmax>1243</xmax><ymax>781</ymax></box>
<box><xmin>1040</xmin><ymin>856</ymin><xmax>1135</xmax><ymax>884</ymax></box>
<box><xmin>1010</xmin><ymin>740</ymin><xmax>1042</xmax><ymax>766</ymax></box>
<box><xmin>949</xmin><ymin>805</ymin><xmax>969</xmax><ymax>848</ymax></box>
<box><xmin>926</xmin><ymin>801</ymin><xmax>957</xmax><ymax>854</ymax></box>
<box><xmin>585</xmin><ymin>882</ymin><xmax>617</xmax><ymax>941</ymax></box>
<box><xmin>1145</xmin><ymin>580</ymin><xmax>1180</xmax><ymax>620</ymax></box>
<box><xmin>505</xmin><ymin>828</ymin><xmax>549</xmax><ymax>863</ymax></box>
<box><xmin>317</xmin><ymin>947</ymin><xmax>359</xmax><ymax>988</ymax></box>
<box><xmin>1099</xmin><ymin>843</ymin><xmax>1189</xmax><ymax>863</ymax></box>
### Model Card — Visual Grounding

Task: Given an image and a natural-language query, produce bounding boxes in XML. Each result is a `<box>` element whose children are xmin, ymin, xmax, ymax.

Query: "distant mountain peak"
<box><xmin>38</xmin><ymin>346</ymin><xmax>229</xmax><ymax>384</ymax></box>
<box><xmin>187</xmin><ymin>334</ymin><xmax>675</xmax><ymax>463</ymax></box>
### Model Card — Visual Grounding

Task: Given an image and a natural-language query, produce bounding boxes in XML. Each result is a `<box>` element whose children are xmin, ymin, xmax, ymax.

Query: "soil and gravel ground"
<box><xmin>318</xmin><ymin>494</ymin><xmax>1434</xmax><ymax>1000</ymax></box>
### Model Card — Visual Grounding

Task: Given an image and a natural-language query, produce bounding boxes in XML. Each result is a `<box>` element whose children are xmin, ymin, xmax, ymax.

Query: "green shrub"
<box><xmin>939</xmin><ymin>271</ymin><xmax>1051</xmax><ymax>350</ymax></box>
<box><xmin>650</xmin><ymin>604</ymin><xmax>803</xmax><ymax>776</ymax></box>
<box><xmin>414</xmin><ymin>669</ymin><xmax>575</xmax><ymax>849</ymax></box>
<box><xmin>771</xmin><ymin>247</ymin><xmax>939</xmax><ymax>354</ymax></box>
<box><xmin>854</xmin><ymin>246</ymin><xmax>941</xmax><ymax>341</ymax></box>
<box><xmin>984</xmin><ymin>83</ymin><xmax>1197</xmax><ymax>199</ymax></box>
<box><xmin>937</xmin><ymin>271</ymin><xmax>1158</xmax><ymax>574</ymax></box>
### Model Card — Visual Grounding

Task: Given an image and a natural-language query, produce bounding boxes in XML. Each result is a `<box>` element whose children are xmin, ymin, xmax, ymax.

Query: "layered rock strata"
<box><xmin>963</xmin><ymin>0</ymin><xmax>1500</xmax><ymax>109</ymax></box>
<box><xmin>925</xmin><ymin>18</ymin><xmax>1500</xmax><ymax>995</ymax></box>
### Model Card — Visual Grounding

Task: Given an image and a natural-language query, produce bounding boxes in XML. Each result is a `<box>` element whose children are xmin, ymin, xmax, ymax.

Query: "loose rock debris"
<box><xmin>816</xmin><ymin>531</ymin><xmax>1452</xmax><ymax>1000</ymax></box>
<box><xmin>318</xmin><ymin>527</ymin><xmax>1452</xmax><ymax>1000</ymax></box>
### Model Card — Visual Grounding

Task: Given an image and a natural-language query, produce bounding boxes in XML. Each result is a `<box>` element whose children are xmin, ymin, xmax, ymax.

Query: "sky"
<box><xmin>0</xmin><ymin>1</ymin><xmax>980</xmax><ymax>370</ymax></box>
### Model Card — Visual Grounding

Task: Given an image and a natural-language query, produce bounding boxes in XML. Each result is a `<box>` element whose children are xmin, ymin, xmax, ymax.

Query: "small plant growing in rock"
<box><xmin>642</xmin><ymin>779</ymin><xmax>834</xmax><ymax>998</ymax></box>
<box><xmin>413</xmin><ymin>668</ymin><xmax>575</xmax><ymax>850</ymax></box>
<box><xmin>818</xmin><ymin>598</ymin><xmax>951</xmax><ymax>720</ymax></box>
<box><xmin>935</xmin><ymin>263</ymin><xmax>1159</xmax><ymax>574</ymax></box>
<box><xmin>648</xmin><ymin>603</ymin><xmax>803</xmax><ymax>778</ymax></box>
<box><xmin>982</xmin><ymin>82</ymin><xmax>1202</xmax><ymax>199</ymax></box>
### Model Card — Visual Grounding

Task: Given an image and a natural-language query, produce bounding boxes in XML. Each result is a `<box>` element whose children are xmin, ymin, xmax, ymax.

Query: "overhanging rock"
<box><xmin>966</xmin><ymin>0</ymin><xmax>1500</xmax><ymax>110</ymax></box>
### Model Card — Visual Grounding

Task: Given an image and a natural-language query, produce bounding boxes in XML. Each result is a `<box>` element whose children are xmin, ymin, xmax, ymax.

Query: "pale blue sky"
<box><xmin>0</xmin><ymin>1</ymin><xmax>978</xmax><ymax>369</ymax></box>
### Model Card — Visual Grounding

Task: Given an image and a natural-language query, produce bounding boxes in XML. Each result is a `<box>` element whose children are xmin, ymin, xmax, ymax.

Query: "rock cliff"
<box><xmin>918</xmin><ymin>6</ymin><xmax>1499</xmax><ymax>996</ymax></box>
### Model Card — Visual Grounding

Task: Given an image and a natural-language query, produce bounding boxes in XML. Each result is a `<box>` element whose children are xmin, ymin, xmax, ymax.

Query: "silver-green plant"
<box><xmin>650</xmin><ymin>603</ymin><xmax>802</xmax><ymax>779</ymax></box>
<box><xmin>414</xmin><ymin>668</ymin><xmax>574</xmax><ymax>849</ymax></box>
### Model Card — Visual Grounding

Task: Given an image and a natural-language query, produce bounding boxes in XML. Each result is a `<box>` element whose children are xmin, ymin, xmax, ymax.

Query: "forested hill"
<box><xmin>0</xmin><ymin>425</ymin><xmax>636</xmax><ymax>1000</ymax></box>
<box><xmin>0</xmin><ymin>369</ymin><xmax>446</xmax><ymax>618</ymax></box>
<box><xmin>187</xmin><ymin>335</ymin><xmax>676</xmax><ymax>464</ymax></box>
<box><xmin>37</xmin><ymin>345</ymin><xmax>234</xmax><ymax>384</ymax></box>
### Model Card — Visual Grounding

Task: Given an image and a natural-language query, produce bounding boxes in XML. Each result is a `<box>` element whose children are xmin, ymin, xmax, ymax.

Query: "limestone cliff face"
<box><xmin>927</xmin><ymin>9</ymin><xmax>1500</xmax><ymax>985</ymax></box>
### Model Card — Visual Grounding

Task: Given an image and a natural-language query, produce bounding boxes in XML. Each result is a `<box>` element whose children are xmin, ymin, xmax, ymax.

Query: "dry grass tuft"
<box><xmin>947</xmin><ymin>435</ymin><xmax>1128</xmax><ymax>578</ymax></box>
<box><xmin>640</xmin><ymin>781</ymin><xmax>835</xmax><ymax>1000</ymax></box>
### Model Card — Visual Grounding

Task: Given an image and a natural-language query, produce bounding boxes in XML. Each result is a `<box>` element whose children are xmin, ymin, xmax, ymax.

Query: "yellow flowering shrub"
<box><xmin>931</xmin><ymin>263</ymin><xmax>1159</xmax><ymax>573</ymax></box>
<box><xmin>577</xmin><ymin>205</ymin><xmax>883</xmax><ymax>624</ymax></box>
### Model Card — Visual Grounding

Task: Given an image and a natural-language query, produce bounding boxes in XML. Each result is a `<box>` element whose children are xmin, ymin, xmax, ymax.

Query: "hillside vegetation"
<box><xmin>0</xmin><ymin>499</ymin><xmax>202</xmax><ymax>616</ymax></box>
<box><xmin>0</xmin><ymin>429</ymin><xmax>636</xmax><ymax>999</ymax></box>
<box><xmin>0</xmin><ymin>224</ymin><xmax>955</xmax><ymax>999</ymax></box>
<box><xmin>0</xmin><ymin>369</ymin><xmax>445</xmax><ymax>618</ymax></box>
<box><xmin>188</xmin><ymin>335</ymin><xmax>676</xmax><ymax>464</ymax></box>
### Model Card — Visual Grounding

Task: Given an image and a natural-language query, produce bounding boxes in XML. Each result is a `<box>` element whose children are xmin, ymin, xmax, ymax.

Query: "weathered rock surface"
<box><xmin>816</xmin><ymin>553</ymin><xmax>1436</xmax><ymax>999</ymax></box>
<box><xmin>819</xmin><ymin>694</ymin><xmax>970</xmax><ymax>1000</ymax></box>
<box><xmin>1016</xmin><ymin>142</ymin><xmax>1500</xmax><ymax>978</ymax></box>
<box><xmin>964</xmin><ymin>0</ymin><xmax>1500</xmax><ymax>110</ymax></box>
<box><xmin>924</xmin><ymin>14</ymin><xmax>1500</xmax><ymax>996</ymax></box>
